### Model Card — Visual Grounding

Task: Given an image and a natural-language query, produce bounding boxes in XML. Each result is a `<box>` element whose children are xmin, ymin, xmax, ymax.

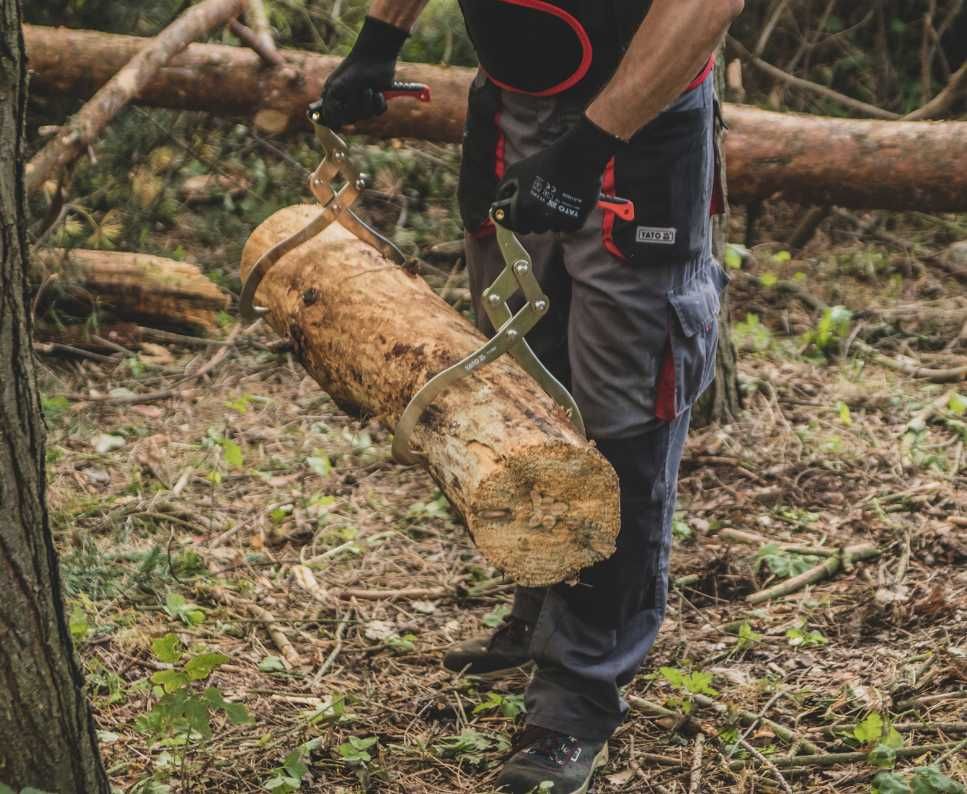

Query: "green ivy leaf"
<box><xmin>152</xmin><ymin>633</ymin><xmax>183</xmax><ymax>663</ymax></box>
<box><xmin>853</xmin><ymin>712</ymin><xmax>884</xmax><ymax>744</ymax></box>
<box><xmin>222</xmin><ymin>701</ymin><xmax>251</xmax><ymax>725</ymax></box>
<box><xmin>220</xmin><ymin>438</ymin><xmax>244</xmax><ymax>469</ymax></box>
<box><xmin>150</xmin><ymin>669</ymin><xmax>189</xmax><ymax>694</ymax></box>
<box><xmin>482</xmin><ymin>603</ymin><xmax>510</xmax><ymax>629</ymax></box>
<box><xmin>184</xmin><ymin>652</ymin><xmax>230</xmax><ymax>681</ymax></box>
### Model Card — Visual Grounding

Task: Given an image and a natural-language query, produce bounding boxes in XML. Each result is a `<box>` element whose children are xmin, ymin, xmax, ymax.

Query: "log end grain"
<box><xmin>469</xmin><ymin>441</ymin><xmax>619</xmax><ymax>587</ymax></box>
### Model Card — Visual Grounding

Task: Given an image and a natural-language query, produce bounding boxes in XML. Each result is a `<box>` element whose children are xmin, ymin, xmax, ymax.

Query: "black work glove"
<box><xmin>492</xmin><ymin>116</ymin><xmax>623</xmax><ymax>234</ymax></box>
<box><xmin>313</xmin><ymin>16</ymin><xmax>409</xmax><ymax>131</ymax></box>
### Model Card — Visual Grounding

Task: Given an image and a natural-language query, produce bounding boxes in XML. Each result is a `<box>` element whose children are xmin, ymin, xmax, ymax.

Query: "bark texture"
<box><xmin>33</xmin><ymin>248</ymin><xmax>229</xmax><ymax>335</ymax></box>
<box><xmin>0</xmin><ymin>5</ymin><xmax>109</xmax><ymax>791</ymax></box>
<box><xmin>242</xmin><ymin>206</ymin><xmax>620</xmax><ymax>586</ymax></box>
<box><xmin>23</xmin><ymin>25</ymin><xmax>967</xmax><ymax>211</ymax></box>
<box><xmin>24</xmin><ymin>0</ymin><xmax>244</xmax><ymax>195</ymax></box>
<box><xmin>724</xmin><ymin>104</ymin><xmax>967</xmax><ymax>211</ymax></box>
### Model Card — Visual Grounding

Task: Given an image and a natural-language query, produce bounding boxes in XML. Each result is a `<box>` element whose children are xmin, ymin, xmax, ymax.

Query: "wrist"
<box><xmin>353</xmin><ymin>15</ymin><xmax>409</xmax><ymax>60</ymax></box>
<box><xmin>570</xmin><ymin>115</ymin><xmax>624</xmax><ymax>171</ymax></box>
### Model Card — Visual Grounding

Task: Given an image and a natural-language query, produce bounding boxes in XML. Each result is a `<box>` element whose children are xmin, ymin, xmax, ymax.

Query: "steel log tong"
<box><xmin>239</xmin><ymin>81</ymin><xmax>431</xmax><ymax>321</ymax></box>
<box><xmin>237</xmin><ymin>88</ymin><xmax>634</xmax><ymax>465</ymax></box>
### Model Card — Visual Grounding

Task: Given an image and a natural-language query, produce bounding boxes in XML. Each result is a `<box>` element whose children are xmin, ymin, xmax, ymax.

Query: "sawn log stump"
<box><xmin>241</xmin><ymin>205</ymin><xmax>620</xmax><ymax>586</ymax></box>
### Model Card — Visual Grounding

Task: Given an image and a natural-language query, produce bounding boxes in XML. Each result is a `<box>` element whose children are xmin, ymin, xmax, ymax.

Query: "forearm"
<box><xmin>368</xmin><ymin>0</ymin><xmax>430</xmax><ymax>31</ymax></box>
<box><xmin>587</xmin><ymin>0</ymin><xmax>743</xmax><ymax>140</ymax></box>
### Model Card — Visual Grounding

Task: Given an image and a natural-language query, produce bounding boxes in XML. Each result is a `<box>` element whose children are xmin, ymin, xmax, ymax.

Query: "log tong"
<box><xmin>392</xmin><ymin>197</ymin><xmax>635</xmax><ymax>465</ymax></box>
<box><xmin>238</xmin><ymin>82</ymin><xmax>432</xmax><ymax>321</ymax></box>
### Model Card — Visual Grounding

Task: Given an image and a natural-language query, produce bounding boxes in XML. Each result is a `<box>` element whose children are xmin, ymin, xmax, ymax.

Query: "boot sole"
<box><xmin>568</xmin><ymin>743</ymin><xmax>609</xmax><ymax>794</ymax></box>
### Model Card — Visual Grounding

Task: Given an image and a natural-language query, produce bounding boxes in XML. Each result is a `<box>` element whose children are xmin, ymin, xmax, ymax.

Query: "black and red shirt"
<box><xmin>458</xmin><ymin>0</ymin><xmax>655</xmax><ymax>98</ymax></box>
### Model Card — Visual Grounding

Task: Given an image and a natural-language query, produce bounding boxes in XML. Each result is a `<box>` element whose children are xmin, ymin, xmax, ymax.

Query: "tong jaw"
<box><xmin>238</xmin><ymin>116</ymin><xmax>405</xmax><ymax>322</ymax></box>
<box><xmin>391</xmin><ymin>212</ymin><xmax>586</xmax><ymax>465</ymax></box>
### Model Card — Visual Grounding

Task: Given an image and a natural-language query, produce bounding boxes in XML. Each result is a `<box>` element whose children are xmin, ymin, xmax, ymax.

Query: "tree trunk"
<box><xmin>23</xmin><ymin>25</ymin><xmax>967</xmax><ymax>212</ymax></box>
<box><xmin>241</xmin><ymin>206</ymin><xmax>620</xmax><ymax>587</ymax></box>
<box><xmin>33</xmin><ymin>248</ymin><xmax>229</xmax><ymax>335</ymax></box>
<box><xmin>25</xmin><ymin>0</ymin><xmax>244</xmax><ymax>195</ymax></box>
<box><xmin>0</xmin><ymin>6</ymin><xmax>109</xmax><ymax>792</ymax></box>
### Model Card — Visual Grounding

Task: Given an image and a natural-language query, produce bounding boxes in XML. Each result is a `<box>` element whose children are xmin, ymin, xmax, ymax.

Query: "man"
<box><xmin>317</xmin><ymin>1</ymin><xmax>742</xmax><ymax>791</ymax></box>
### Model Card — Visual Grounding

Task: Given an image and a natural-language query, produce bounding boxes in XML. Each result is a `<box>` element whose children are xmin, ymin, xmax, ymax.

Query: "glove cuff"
<box><xmin>353</xmin><ymin>16</ymin><xmax>409</xmax><ymax>60</ymax></box>
<box><xmin>571</xmin><ymin>115</ymin><xmax>624</xmax><ymax>172</ymax></box>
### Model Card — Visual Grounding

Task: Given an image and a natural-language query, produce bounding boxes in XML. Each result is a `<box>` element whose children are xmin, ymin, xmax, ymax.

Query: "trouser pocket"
<box><xmin>658</xmin><ymin>265</ymin><xmax>728</xmax><ymax>418</ymax></box>
<box><xmin>604</xmin><ymin>81</ymin><xmax>714</xmax><ymax>266</ymax></box>
<box><xmin>458</xmin><ymin>73</ymin><xmax>502</xmax><ymax>233</ymax></box>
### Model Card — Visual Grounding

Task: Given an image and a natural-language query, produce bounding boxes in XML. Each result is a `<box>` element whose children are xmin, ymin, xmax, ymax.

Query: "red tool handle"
<box><xmin>382</xmin><ymin>82</ymin><xmax>432</xmax><ymax>103</ymax></box>
<box><xmin>598</xmin><ymin>195</ymin><xmax>635</xmax><ymax>222</ymax></box>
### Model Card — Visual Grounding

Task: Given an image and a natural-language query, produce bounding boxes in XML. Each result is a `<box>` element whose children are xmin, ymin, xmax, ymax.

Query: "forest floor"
<box><xmin>38</xmin><ymin>222</ymin><xmax>966</xmax><ymax>794</ymax></box>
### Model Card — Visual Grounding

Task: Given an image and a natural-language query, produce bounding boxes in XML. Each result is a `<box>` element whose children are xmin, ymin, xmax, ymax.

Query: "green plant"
<box><xmin>734</xmin><ymin>622</ymin><xmax>763</xmax><ymax>652</ymax></box>
<box><xmin>732</xmin><ymin>313</ymin><xmax>773</xmax><ymax>353</ymax></box>
<box><xmin>163</xmin><ymin>591</ymin><xmax>205</xmax><ymax>626</ymax></box>
<box><xmin>433</xmin><ymin>729</ymin><xmax>510</xmax><ymax>767</ymax></box>
<box><xmin>136</xmin><ymin>633</ymin><xmax>250</xmax><ymax>746</ymax></box>
<box><xmin>873</xmin><ymin>766</ymin><xmax>965</xmax><ymax>794</ymax></box>
<box><xmin>657</xmin><ymin>666</ymin><xmax>719</xmax><ymax>714</ymax></box>
<box><xmin>263</xmin><ymin>739</ymin><xmax>321</xmax><ymax>793</ymax></box>
<box><xmin>473</xmin><ymin>691</ymin><xmax>526</xmax><ymax>720</ymax></box>
<box><xmin>482</xmin><ymin>603</ymin><xmax>511</xmax><ymax>629</ymax></box>
<box><xmin>803</xmin><ymin>305</ymin><xmax>853</xmax><ymax>355</ymax></box>
<box><xmin>336</xmin><ymin>735</ymin><xmax>379</xmax><ymax>767</ymax></box>
<box><xmin>755</xmin><ymin>544</ymin><xmax>821</xmax><ymax>579</ymax></box>
<box><xmin>785</xmin><ymin>622</ymin><xmax>828</xmax><ymax>648</ymax></box>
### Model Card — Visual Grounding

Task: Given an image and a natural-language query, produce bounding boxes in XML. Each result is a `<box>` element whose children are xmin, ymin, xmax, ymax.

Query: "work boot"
<box><xmin>442</xmin><ymin>616</ymin><xmax>533</xmax><ymax>677</ymax></box>
<box><xmin>495</xmin><ymin>725</ymin><xmax>608</xmax><ymax>794</ymax></box>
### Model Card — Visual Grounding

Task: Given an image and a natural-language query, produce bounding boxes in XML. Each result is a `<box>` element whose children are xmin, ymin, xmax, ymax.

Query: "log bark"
<box><xmin>24</xmin><ymin>0</ymin><xmax>244</xmax><ymax>195</ymax></box>
<box><xmin>241</xmin><ymin>205</ymin><xmax>620</xmax><ymax>587</ymax></box>
<box><xmin>724</xmin><ymin>105</ymin><xmax>967</xmax><ymax>211</ymax></box>
<box><xmin>23</xmin><ymin>25</ymin><xmax>967</xmax><ymax>211</ymax></box>
<box><xmin>0</xmin><ymin>7</ymin><xmax>109</xmax><ymax>791</ymax></box>
<box><xmin>33</xmin><ymin>248</ymin><xmax>229</xmax><ymax>335</ymax></box>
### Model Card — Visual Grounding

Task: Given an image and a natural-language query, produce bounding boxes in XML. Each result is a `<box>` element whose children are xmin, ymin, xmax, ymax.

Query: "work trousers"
<box><xmin>461</xmin><ymin>73</ymin><xmax>727</xmax><ymax>741</ymax></box>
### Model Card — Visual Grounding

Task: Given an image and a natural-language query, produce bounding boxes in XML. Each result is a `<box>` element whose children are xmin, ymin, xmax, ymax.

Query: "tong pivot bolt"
<box><xmin>514</xmin><ymin>262</ymin><xmax>529</xmax><ymax>274</ymax></box>
<box><xmin>535</xmin><ymin>300</ymin><xmax>548</xmax><ymax>312</ymax></box>
<box><xmin>488</xmin><ymin>294</ymin><xmax>501</xmax><ymax>305</ymax></box>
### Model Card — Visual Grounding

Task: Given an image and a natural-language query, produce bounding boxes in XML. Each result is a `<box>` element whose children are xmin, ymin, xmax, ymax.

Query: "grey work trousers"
<box><xmin>461</xmin><ymin>74</ymin><xmax>725</xmax><ymax>741</ymax></box>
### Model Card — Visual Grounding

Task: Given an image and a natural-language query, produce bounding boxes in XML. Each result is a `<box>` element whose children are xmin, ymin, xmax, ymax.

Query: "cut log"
<box><xmin>240</xmin><ymin>205</ymin><xmax>619</xmax><ymax>586</ymax></box>
<box><xmin>23</xmin><ymin>25</ymin><xmax>967</xmax><ymax>211</ymax></box>
<box><xmin>724</xmin><ymin>105</ymin><xmax>967</xmax><ymax>211</ymax></box>
<box><xmin>33</xmin><ymin>248</ymin><xmax>229</xmax><ymax>335</ymax></box>
<box><xmin>25</xmin><ymin>0</ymin><xmax>244</xmax><ymax>195</ymax></box>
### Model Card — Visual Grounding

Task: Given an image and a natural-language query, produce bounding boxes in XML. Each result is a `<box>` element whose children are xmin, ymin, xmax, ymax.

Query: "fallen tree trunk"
<box><xmin>241</xmin><ymin>205</ymin><xmax>619</xmax><ymax>586</ymax></box>
<box><xmin>33</xmin><ymin>248</ymin><xmax>229</xmax><ymax>335</ymax></box>
<box><xmin>24</xmin><ymin>25</ymin><xmax>967</xmax><ymax>211</ymax></box>
<box><xmin>724</xmin><ymin>105</ymin><xmax>967</xmax><ymax>210</ymax></box>
<box><xmin>25</xmin><ymin>0</ymin><xmax>243</xmax><ymax>195</ymax></box>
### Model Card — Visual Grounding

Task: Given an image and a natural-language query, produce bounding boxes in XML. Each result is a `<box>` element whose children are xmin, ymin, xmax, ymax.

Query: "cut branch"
<box><xmin>25</xmin><ymin>0</ymin><xmax>243</xmax><ymax>195</ymax></box>
<box><xmin>747</xmin><ymin>543</ymin><xmax>881</xmax><ymax>605</ymax></box>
